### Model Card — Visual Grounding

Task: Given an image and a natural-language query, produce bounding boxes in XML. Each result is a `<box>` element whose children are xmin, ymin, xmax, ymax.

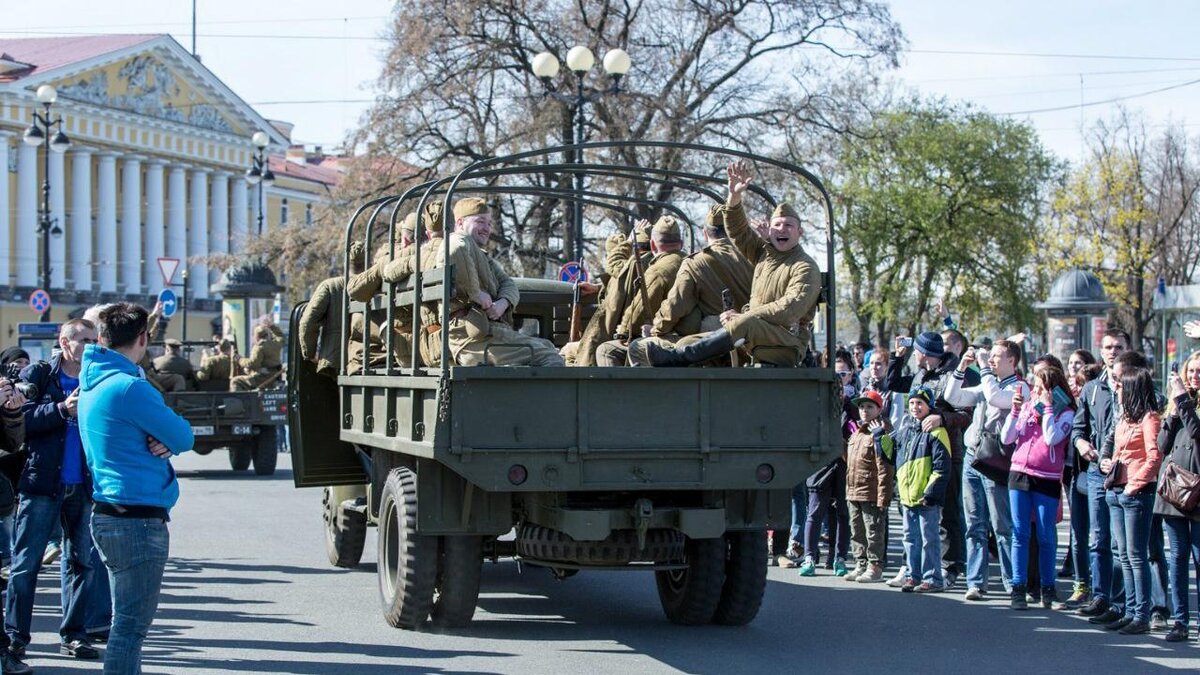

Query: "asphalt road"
<box><xmin>17</xmin><ymin>451</ymin><xmax>1200</xmax><ymax>674</ymax></box>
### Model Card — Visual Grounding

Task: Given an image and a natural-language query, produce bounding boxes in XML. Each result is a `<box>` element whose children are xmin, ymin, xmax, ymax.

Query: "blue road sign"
<box><xmin>158</xmin><ymin>288</ymin><xmax>178</xmax><ymax>318</ymax></box>
<box><xmin>17</xmin><ymin>323</ymin><xmax>60</xmax><ymax>338</ymax></box>
<box><xmin>558</xmin><ymin>261</ymin><xmax>588</xmax><ymax>284</ymax></box>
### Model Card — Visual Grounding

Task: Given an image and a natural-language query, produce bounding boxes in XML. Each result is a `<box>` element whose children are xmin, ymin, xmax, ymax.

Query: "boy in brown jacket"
<box><xmin>845</xmin><ymin>390</ymin><xmax>894</xmax><ymax>582</ymax></box>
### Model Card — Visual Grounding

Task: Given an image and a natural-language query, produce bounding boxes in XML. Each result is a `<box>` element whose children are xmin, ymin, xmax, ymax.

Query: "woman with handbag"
<box><xmin>1155</xmin><ymin>355</ymin><xmax>1200</xmax><ymax>643</ymax></box>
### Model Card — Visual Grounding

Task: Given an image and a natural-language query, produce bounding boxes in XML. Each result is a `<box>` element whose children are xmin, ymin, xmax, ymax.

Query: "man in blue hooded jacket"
<box><xmin>78</xmin><ymin>303</ymin><xmax>193</xmax><ymax>675</ymax></box>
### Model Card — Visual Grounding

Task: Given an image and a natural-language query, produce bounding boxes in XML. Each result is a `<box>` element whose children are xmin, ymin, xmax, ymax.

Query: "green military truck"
<box><xmin>288</xmin><ymin>142</ymin><xmax>841</xmax><ymax>629</ymax></box>
<box><xmin>156</xmin><ymin>341</ymin><xmax>286</xmax><ymax>475</ymax></box>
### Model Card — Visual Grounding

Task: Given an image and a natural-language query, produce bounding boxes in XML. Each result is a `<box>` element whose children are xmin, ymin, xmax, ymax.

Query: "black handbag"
<box><xmin>805</xmin><ymin>458</ymin><xmax>842</xmax><ymax>491</ymax></box>
<box><xmin>971</xmin><ymin>430</ymin><xmax>1012</xmax><ymax>483</ymax></box>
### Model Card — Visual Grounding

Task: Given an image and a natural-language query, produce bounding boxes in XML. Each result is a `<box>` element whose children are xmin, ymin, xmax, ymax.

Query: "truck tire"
<box><xmin>229</xmin><ymin>443</ymin><xmax>252</xmax><ymax>471</ymax></box>
<box><xmin>323</xmin><ymin>487</ymin><xmax>367</xmax><ymax>568</ymax></box>
<box><xmin>377</xmin><ymin>467</ymin><xmax>437</xmax><ymax>629</ymax></box>
<box><xmin>655</xmin><ymin>536</ymin><xmax>726</xmax><ymax>625</ymax></box>
<box><xmin>430</xmin><ymin>535</ymin><xmax>483</xmax><ymax>628</ymax></box>
<box><xmin>252</xmin><ymin>427</ymin><xmax>278</xmax><ymax>476</ymax></box>
<box><xmin>516</xmin><ymin>524</ymin><xmax>685</xmax><ymax>565</ymax></box>
<box><xmin>712</xmin><ymin>530</ymin><xmax>768</xmax><ymax>626</ymax></box>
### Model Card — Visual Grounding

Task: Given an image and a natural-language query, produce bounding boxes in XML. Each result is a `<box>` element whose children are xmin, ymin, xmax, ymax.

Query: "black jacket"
<box><xmin>1071</xmin><ymin>372</ymin><xmax>1115</xmax><ymax>473</ymax></box>
<box><xmin>1155</xmin><ymin>393</ymin><xmax>1200</xmax><ymax>520</ymax></box>
<box><xmin>18</xmin><ymin>356</ymin><xmax>90</xmax><ymax>497</ymax></box>
<box><xmin>883</xmin><ymin>351</ymin><xmax>973</xmax><ymax>462</ymax></box>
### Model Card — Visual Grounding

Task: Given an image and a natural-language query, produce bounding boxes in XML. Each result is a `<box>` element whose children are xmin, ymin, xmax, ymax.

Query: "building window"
<box><xmin>280</xmin><ymin>198</ymin><xmax>289</xmax><ymax>225</ymax></box>
<box><xmin>305</xmin><ymin>202</ymin><xmax>313</xmax><ymax>225</ymax></box>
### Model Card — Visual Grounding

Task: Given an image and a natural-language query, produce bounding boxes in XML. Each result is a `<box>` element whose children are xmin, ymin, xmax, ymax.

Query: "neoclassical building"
<box><xmin>0</xmin><ymin>34</ymin><xmax>339</xmax><ymax>342</ymax></box>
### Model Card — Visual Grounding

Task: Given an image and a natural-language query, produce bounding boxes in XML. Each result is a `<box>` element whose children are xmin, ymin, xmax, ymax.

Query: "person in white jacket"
<box><xmin>944</xmin><ymin>340</ymin><xmax>1029</xmax><ymax>601</ymax></box>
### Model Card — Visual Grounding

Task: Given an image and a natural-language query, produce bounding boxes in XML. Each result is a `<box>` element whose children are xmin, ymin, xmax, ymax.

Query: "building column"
<box><xmin>15</xmin><ymin>142</ymin><xmax>38</xmax><ymax>288</ymax></box>
<box><xmin>69</xmin><ymin>147</ymin><xmax>93</xmax><ymax>291</ymax></box>
<box><xmin>166</xmin><ymin>164</ymin><xmax>188</xmax><ymax>267</ymax></box>
<box><xmin>210</xmin><ymin>172</ymin><xmax>230</xmax><ymax>287</ymax></box>
<box><xmin>230</xmin><ymin>178</ymin><xmax>248</xmax><ymax>250</ymax></box>
<box><xmin>0</xmin><ymin>133</ymin><xmax>11</xmax><ymax>286</ymax></box>
<box><xmin>189</xmin><ymin>168</ymin><xmax>209</xmax><ymax>299</ymax></box>
<box><xmin>48</xmin><ymin>148</ymin><xmax>66</xmax><ymax>289</ymax></box>
<box><xmin>143</xmin><ymin>160</ymin><xmax>166</xmax><ymax>289</ymax></box>
<box><xmin>96</xmin><ymin>152</ymin><xmax>119</xmax><ymax>293</ymax></box>
<box><xmin>119</xmin><ymin>155</ymin><xmax>143</xmax><ymax>294</ymax></box>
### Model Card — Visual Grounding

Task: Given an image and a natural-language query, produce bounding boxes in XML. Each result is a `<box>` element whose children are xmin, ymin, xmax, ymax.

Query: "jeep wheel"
<box><xmin>229</xmin><ymin>443</ymin><xmax>252</xmax><ymax>471</ymax></box>
<box><xmin>712</xmin><ymin>530</ymin><xmax>768</xmax><ymax>625</ymax></box>
<box><xmin>323</xmin><ymin>487</ymin><xmax>367</xmax><ymax>568</ymax></box>
<box><xmin>377</xmin><ymin>467</ymin><xmax>436</xmax><ymax>629</ymax></box>
<box><xmin>655</xmin><ymin>536</ymin><xmax>726</xmax><ymax>625</ymax></box>
<box><xmin>430</xmin><ymin>535</ymin><xmax>483</xmax><ymax>628</ymax></box>
<box><xmin>252</xmin><ymin>427</ymin><xmax>278</xmax><ymax>476</ymax></box>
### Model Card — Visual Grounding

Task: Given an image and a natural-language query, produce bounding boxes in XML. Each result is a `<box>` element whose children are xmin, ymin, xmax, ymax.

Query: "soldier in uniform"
<box><xmin>152</xmin><ymin>339</ymin><xmax>196</xmax><ymax>392</ymax></box>
<box><xmin>567</xmin><ymin>227</ymin><xmax>653</xmax><ymax>366</ymax></box>
<box><xmin>633</xmin><ymin>160</ymin><xmax>821</xmax><ymax>367</ymax></box>
<box><xmin>594</xmin><ymin>216</ymin><xmax>686</xmax><ymax>367</ymax></box>
<box><xmin>231</xmin><ymin>325</ymin><xmax>284</xmax><ymax>390</ymax></box>
<box><xmin>196</xmin><ymin>338</ymin><xmax>235</xmax><ymax>387</ymax></box>
<box><xmin>347</xmin><ymin>213</ymin><xmax>422</xmax><ymax>372</ymax></box>
<box><xmin>301</xmin><ymin>241</ymin><xmax>366</xmax><ymax>377</ymax></box>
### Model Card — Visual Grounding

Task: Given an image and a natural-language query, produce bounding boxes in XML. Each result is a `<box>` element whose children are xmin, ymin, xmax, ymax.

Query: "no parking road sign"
<box><xmin>558</xmin><ymin>261</ymin><xmax>588</xmax><ymax>284</ymax></box>
<box><xmin>27</xmin><ymin>289</ymin><xmax>51</xmax><ymax>314</ymax></box>
<box><xmin>158</xmin><ymin>288</ymin><xmax>179</xmax><ymax>318</ymax></box>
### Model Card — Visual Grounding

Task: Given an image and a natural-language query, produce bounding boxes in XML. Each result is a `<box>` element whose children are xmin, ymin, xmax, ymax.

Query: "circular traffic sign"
<box><xmin>28</xmin><ymin>289</ymin><xmax>51</xmax><ymax>314</ymax></box>
<box><xmin>558</xmin><ymin>261</ymin><xmax>588</xmax><ymax>284</ymax></box>
<box><xmin>158</xmin><ymin>288</ymin><xmax>179</xmax><ymax>318</ymax></box>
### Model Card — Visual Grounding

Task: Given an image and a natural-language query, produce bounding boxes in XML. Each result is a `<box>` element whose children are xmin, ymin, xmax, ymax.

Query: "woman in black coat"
<box><xmin>1156</xmin><ymin>355</ymin><xmax>1200</xmax><ymax>643</ymax></box>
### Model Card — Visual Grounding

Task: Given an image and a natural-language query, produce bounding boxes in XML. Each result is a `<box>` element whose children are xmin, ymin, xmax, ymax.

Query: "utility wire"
<box><xmin>1000</xmin><ymin>77</ymin><xmax>1200</xmax><ymax>115</ymax></box>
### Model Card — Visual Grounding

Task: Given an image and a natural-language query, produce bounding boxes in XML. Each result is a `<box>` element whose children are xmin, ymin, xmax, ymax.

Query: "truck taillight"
<box><xmin>755</xmin><ymin>464</ymin><xmax>774</xmax><ymax>484</ymax></box>
<box><xmin>507</xmin><ymin>464</ymin><xmax>528</xmax><ymax>486</ymax></box>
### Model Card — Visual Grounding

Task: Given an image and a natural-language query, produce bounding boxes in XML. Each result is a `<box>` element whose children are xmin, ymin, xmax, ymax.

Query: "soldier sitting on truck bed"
<box><xmin>152</xmin><ymin>339</ymin><xmax>196</xmax><ymax>392</ymax></box>
<box><xmin>196</xmin><ymin>338</ymin><xmax>235</xmax><ymax>388</ymax></box>
<box><xmin>565</xmin><ymin>226</ymin><xmax>653</xmax><ymax>366</ymax></box>
<box><xmin>594</xmin><ymin>216</ymin><xmax>686</xmax><ymax>367</ymax></box>
<box><xmin>346</xmin><ymin>213</ymin><xmax>424</xmax><ymax>371</ymax></box>
<box><xmin>232</xmin><ymin>325</ymin><xmax>284</xmax><ymax>390</ymax></box>
<box><xmin>626</xmin><ymin>203</ymin><xmax>754</xmax><ymax>366</ymax></box>
<box><xmin>302</xmin><ymin>241</ymin><xmax>367</xmax><ymax>376</ymax></box>
<box><xmin>631</xmin><ymin>160</ymin><xmax>821</xmax><ymax>367</ymax></box>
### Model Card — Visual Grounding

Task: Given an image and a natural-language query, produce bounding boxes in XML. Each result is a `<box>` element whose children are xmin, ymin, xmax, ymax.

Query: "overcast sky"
<box><xmin>3</xmin><ymin>0</ymin><xmax>1199</xmax><ymax>162</ymax></box>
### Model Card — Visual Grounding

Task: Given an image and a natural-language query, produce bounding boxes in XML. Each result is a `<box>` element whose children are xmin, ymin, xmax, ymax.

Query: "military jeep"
<box><xmin>288</xmin><ymin>141</ymin><xmax>841</xmax><ymax>629</ymax></box>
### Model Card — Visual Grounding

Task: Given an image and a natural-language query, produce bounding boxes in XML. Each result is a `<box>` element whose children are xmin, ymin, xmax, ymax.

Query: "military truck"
<box><xmin>288</xmin><ymin>142</ymin><xmax>841</xmax><ymax>629</ymax></box>
<box><xmin>155</xmin><ymin>341</ymin><xmax>286</xmax><ymax>475</ymax></box>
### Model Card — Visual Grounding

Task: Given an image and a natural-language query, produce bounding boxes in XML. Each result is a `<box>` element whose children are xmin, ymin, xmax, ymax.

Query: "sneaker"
<box><xmin>1151</xmin><ymin>611</ymin><xmax>1169</xmax><ymax>631</ymax></box>
<box><xmin>944</xmin><ymin>571</ymin><xmax>959</xmax><ymax>588</ymax></box>
<box><xmin>42</xmin><ymin>541</ymin><xmax>62</xmax><ymax>566</ymax></box>
<box><xmin>900</xmin><ymin>578</ymin><xmax>918</xmax><ymax>593</ymax></box>
<box><xmin>797</xmin><ymin>557</ymin><xmax>816</xmax><ymax>577</ymax></box>
<box><xmin>845</xmin><ymin>563</ymin><xmax>867</xmax><ymax>582</ymax></box>
<box><xmin>1089</xmin><ymin>607</ymin><xmax>1124</xmax><ymax>625</ymax></box>
<box><xmin>1011</xmin><ymin>585</ymin><xmax>1028</xmax><ymax>611</ymax></box>
<box><xmin>1056</xmin><ymin>582</ymin><xmax>1090</xmax><ymax>610</ymax></box>
<box><xmin>964</xmin><ymin>587</ymin><xmax>986</xmax><ymax>601</ymax></box>
<box><xmin>8</xmin><ymin>644</ymin><xmax>25</xmax><ymax>659</ymax></box>
<box><xmin>86</xmin><ymin>629</ymin><xmax>110</xmax><ymax>644</ymax></box>
<box><xmin>1166</xmin><ymin>623</ymin><xmax>1189</xmax><ymax>642</ymax></box>
<box><xmin>1041</xmin><ymin>586</ymin><xmax>1059</xmax><ymax>610</ymax></box>
<box><xmin>915</xmin><ymin>581</ymin><xmax>945</xmax><ymax>593</ymax></box>
<box><xmin>857</xmin><ymin>564</ymin><xmax>884</xmax><ymax>583</ymax></box>
<box><xmin>0</xmin><ymin>650</ymin><xmax>31</xmax><ymax>675</ymax></box>
<box><xmin>777</xmin><ymin>542</ymin><xmax>803</xmax><ymax>569</ymax></box>
<box><xmin>776</xmin><ymin>555</ymin><xmax>797</xmax><ymax>569</ymax></box>
<box><xmin>1079</xmin><ymin>597</ymin><xmax>1110</xmax><ymax>617</ymax></box>
<box><xmin>60</xmin><ymin>638</ymin><xmax>100</xmax><ymax>659</ymax></box>
<box><xmin>1119</xmin><ymin>619</ymin><xmax>1151</xmax><ymax>635</ymax></box>
<box><xmin>833</xmin><ymin>557</ymin><xmax>849</xmax><ymax>577</ymax></box>
<box><xmin>887</xmin><ymin>567</ymin><xmax>910</xmax><ymax>588</ymax></box>
<box><xmin>1104</xmin><ymin>616</ymin><xmax>1134</xmax><ymax>631</ymax></box>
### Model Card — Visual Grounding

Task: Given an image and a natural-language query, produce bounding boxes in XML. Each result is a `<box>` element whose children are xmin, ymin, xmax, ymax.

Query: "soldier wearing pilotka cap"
<box><xmin>631</xmin><ymin>160</ymin><xmax>821</xmax><ymax>367</ymax></box>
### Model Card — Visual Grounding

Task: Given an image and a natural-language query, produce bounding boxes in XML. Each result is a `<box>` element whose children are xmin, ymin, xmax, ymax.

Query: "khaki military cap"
<box><xmin>634</xmin><ymin>228</ymin><xmax>651</xmax><ymax>244</ymax></box>
<box><xmin>400</xmin><ymin>212</ymin><xmax>418</xmax><ymax>233</ymax></box>
<box><xmin>452</xmin><ymin>197</ymin><xmax>489</xmax><ymax>220</ymax></box>
<box><xmin>772</xmin><ymin>202</ymin><xmax>801</xmax><ymax>222</ymax></box>
<box><xmin>705</xmin><ymin>203</ymin><xmax>726</xmax><ymax>228</ymax></box>
<box><xmin>652</xmin><ymin>215</ymin><xmax>681</xmax><ymax>241</ymax></box>
<box><xmin>164</xmin><ymin>339</ymin><xmax>182</xmax><ymax>348</ymax></box>
<box><xmin>423</xmin><ymin>200</ymin><xmax>445</xmax><ymax>233</ymax></box>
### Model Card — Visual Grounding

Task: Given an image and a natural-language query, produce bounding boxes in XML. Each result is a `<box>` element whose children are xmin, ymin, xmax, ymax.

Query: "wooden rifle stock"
<box><xmin>568</xmin><ymin>280</ymin><xmax>583</xmax><ymax>342</ymax></box>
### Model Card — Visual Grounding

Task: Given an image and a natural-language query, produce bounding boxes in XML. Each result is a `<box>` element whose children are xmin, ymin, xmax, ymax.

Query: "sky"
<box><xmin>3</xmin><ymin>0</ymin><xmax>1200</xmax><ymax>161</ymax></box>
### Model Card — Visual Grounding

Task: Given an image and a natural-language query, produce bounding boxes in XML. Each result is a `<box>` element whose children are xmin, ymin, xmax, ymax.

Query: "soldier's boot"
<box><xmin>639</xmin><ymin>329</ymin><xmax>735</xmax><ymax>367</ymax></box>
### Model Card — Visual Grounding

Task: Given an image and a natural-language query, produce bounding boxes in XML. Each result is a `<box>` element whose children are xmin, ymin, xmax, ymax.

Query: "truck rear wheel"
<box><xmin>655</xmin><ymin>536</ymin><xmax>726</xmax><ymax>625</ymax></box>
<box><xmin>378</xmin><ymin>467</ymin><xmax>437</xmax><ymax>630</ymax></box>
<box><xmin>253</xmin><ymin>427</ymin><xmax>278</xmax><ymax>476</ymax></box>
<box><xmin>712</xmin><ymin>530</ymin><xmax>768</xmax><ymax>625</ymax></box>
<box><xmin>430</xmin><ymin>535</ymin><xmax>483</xmax><ymax>628</ymax></box>
<box><xmin>229</xmin><ymin>444</ymin><xmax>252</xmax><ymax>471</ymax></box>
<box><xmin>323</xmin><ymin>487</ymin><xmax>367</xmax><ymax>568</ymax></box>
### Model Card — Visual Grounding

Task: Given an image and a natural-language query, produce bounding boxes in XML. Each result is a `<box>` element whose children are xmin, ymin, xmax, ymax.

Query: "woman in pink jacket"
<box><xmin>1002</xmin><ymin>355</ymin><xmax>1076</xmax><ymax>610</ymax></box>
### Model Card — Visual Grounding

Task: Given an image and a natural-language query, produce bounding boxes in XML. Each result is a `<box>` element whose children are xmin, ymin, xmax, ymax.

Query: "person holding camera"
<box><xmin>6</xmin><ymin>319</ymin><xmax>101</xmax><ymax>667</ymax></box>
<box><xmin>1155</xmin><ymin>353</ymin><xmax>1200</xmax><ymax>642</ymax></box>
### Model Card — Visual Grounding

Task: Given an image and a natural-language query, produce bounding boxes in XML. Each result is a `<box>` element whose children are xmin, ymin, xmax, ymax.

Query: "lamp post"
<box><xmin>244</xmin><ymin>131</ymin><xmax>275</xmax><ymax>236</ymax></box>
<box><xmin>531</xmin><ymin>45</ymin><xmax>631</xmax><ymax>267</ymax></box>
<box><xmin>23</xmin><ymin>84</ymin><xmax>69</xmax><ymax>322</ymax></box>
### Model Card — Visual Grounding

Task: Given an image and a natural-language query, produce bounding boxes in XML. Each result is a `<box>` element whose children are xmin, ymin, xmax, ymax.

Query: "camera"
<box><xmin>3</xmin><ymin>363</ymin><xmax>21</xmax><ymax>382</ymax></box>
<box><xmin>14</xmin><ymin>381</ymin><xmax>37</xmax><ymax>402</ymax></box>
<box><xmin>897</xmin><ymin>336</ymin><xmax>913</xmax><ymax>348</ymax></box>
<box><xmin>1171</xmin><ymin>361</ymin><xmax>1180</xmax><ymax>374</ymax></box>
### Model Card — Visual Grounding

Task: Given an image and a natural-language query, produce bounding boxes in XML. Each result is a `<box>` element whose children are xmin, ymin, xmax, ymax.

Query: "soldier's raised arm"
<box><xmin>724</xmin><ymin>161</ymin><xmax>766</xmax><ymax>262</ymax></box>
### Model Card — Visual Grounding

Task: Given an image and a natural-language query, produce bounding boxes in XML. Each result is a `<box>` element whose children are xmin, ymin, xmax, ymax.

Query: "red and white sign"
<box><xmin>28</xmin><ymin>289</ymin><xmax>51</xmax><ymax>314</ymax></box>
<box><xmin>157</xmin><ymin>257</ymin><xmax>180</xmax><ymax>286</ymax></box>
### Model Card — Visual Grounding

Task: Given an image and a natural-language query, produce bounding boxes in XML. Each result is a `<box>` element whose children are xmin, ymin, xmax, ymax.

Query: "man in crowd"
<box><xmin>633</xmin><ymin>160</ymin><xmax>821</xmax><ymax>367</ymax></box>
<box><xmin>79</xmin><ymin>303</ymin><xmax>195</xmax><ymax>674</ymax></box>
<box><xmin>595</xmin><ymin>216</ymin><xmax>686</xmax><ymax>367</ymax></box>
<box><xmin>301</xmin><ymin>241</ymin><xmax>367</xmax><ymax>377</ymax></box>
<box><xmin>7</xmin><ymin>320</ymin><xmax>101</xmax><ymax>664</ymax></box>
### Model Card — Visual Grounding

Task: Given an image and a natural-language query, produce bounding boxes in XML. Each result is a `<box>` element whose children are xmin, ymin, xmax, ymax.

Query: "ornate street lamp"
<box><xmin>24</xmin><ymin>84</ymin><xmax>69</xmax><ymax>322</ymax></box>
<box><xmin>531</xmin><ymin>46</ymin><xmax>631</xmax><ymax>267</ymax></box>
<box><xmin>244</xmin><ymin>130</ymin><xmax>275</xmax><ymax>236</ymax></box>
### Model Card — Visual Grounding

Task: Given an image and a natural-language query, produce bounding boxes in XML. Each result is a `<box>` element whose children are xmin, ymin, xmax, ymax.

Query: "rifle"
<box><xmin>628</xmin><ymin>238</ymin><xmax>653</xmax><ymax>340</ymax></box>
<box><xmin>568</xmin><ymin>279</ymin><xmax>583</xmax><ymax>342</ymax></box>
<box><xmin>722</xmin><ymin>288</ymin><xmax>740</xmax><ymax>367</ymax></box>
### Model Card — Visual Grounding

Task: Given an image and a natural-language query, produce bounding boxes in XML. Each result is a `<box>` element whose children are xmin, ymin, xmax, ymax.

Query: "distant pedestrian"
<box><xmin>78</xmin><ymin>303</ymin><xmax>195</xmax><ymax>674</ymax></box>
<box><xmin>1155</xmin><ymin>353</ymin><xmax>1200</xmax><ymax>642</ymax></box>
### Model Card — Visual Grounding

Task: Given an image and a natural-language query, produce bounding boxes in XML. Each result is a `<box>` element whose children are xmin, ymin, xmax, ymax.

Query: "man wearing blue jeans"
<box><xmin>79</xmin><ymin>303</ymin><xmax>194</xmax><ymax>675</ymax></box>
<box><xmin>7</xmin><ymin>319</ymin><xmax>102</xmax><ymax>668</ymax></box>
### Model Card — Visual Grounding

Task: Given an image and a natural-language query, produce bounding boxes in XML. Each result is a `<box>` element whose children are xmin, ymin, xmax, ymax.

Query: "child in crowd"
<box><xmin>845</xmin><ymin>390</ymin><xmax>893</xmax><ymax>583</ymax></box>
<box><xmin>873</xmin><ymin>386</ymin><xmax>950</xmax><ymax>592</ymax></box>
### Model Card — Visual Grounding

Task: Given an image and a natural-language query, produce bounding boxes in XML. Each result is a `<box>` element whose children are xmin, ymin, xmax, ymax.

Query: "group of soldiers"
<box><xmin>142</xmin><ymin>310</ymin><xmax>285</xmax><ymax>392</ymax></box>
<box><xmin>299</xmin><ymin>160</ymin><xmax>823</xmax><ymax>372</ymax></box>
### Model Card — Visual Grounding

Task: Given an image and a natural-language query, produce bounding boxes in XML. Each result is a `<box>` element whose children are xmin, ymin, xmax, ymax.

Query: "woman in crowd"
<box><xmin>1067</xmin><ymin>350</ymin><xmax>1097</xmax><ymax>398</ymax></box>
<box><xmin>1002</xmin><ymin>355</ymin><xmax>1075</xmax><ymax>610</ymax></box>
<box><xmin>1155</xmin><ymin>350</ymin><xmax>1200</xmax><ymax>642</ymax></box>
<box><xmin>1101</xmin><ymin>366</ymin><xmax>1164</xmax><ymax>635</ymax></box>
